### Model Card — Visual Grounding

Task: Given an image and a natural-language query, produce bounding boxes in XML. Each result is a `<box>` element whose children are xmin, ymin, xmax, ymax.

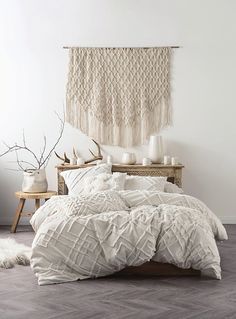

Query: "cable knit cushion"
<box><xmin>82</xmin><ymin>173</ymin><xmax>127</xmax><ymax>195</ymax></box>
<box><xmin>61</xmin><ymin>164</ymin><xmax>112</xmax><ymax>196</ymax></box>
<box><xmin>124</xmin><ymin>175</ymin><xmax>167</xmax><ymax>192</ymax></box>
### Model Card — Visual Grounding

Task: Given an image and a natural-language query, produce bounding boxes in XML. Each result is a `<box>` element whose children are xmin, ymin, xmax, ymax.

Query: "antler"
<box><xmin>55</xmin><ymin>139</ymin><xmax>103</xmax><ymax>165</ymax></box>
<box><xmin>54</xmin><ymin>151</ymin><xmax>70</xmax><ymax>164</ymax></box>
<box><xmin>73</xmin><ymin>147</ymin><xmax>79</xmax><ymax>159</ymax></box>
<box><xmin>85</xmin><ymin>139</ymin><xmax>103</xmax><ymax>164</ymax></box>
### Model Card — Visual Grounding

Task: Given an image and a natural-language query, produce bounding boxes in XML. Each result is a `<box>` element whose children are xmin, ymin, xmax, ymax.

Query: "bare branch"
<box><xmin>5</xmin><ymin>168</ymin><xmax>24</xmax><ymax>172</ymax></box>
<box><xmin>0</xmin><ymin>135</ymin><xmax>41</xmax><ymax>168</ymax></box>
<box><xmin>0</xmin><ymin>142</ymin><xmax>21</xmax><ymax>157</ymax></box>
<box><xmin>39</xmin><ymin>135</ymin><xmax>47</xmax><ymax>167</ymax></box>
<box><xmin>22</xmin><ymin>129</ymin><xmax>26</xmax><ymax>147</ymax></box>
<box><xmin>0</xmin><ymin>109</ymin><xmax>65</xmax><ymax>170</ymax></box>
<box><xmin>15</xmin><ymin>150</ymin><xmax>25</xmax><ymax>171</ymax></box>
<box><xmin>41</xmin><ymin>111</ymin><xmax>65</xmax><ymax>168</ymax></box>
<box><xmin>7</xmin><ymin>160</ymin><xmax>37</xmax><ymax>169</ymax></box>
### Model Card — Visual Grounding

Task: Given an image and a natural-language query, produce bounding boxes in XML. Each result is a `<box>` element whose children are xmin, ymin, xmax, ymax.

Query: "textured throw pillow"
<box><xmin>82</xmin><ymin>173</ymin><xmax>127</xmax><ymax>195</ymax></box>
<box><xmin>124</xmin><ymin>175</ymin><xmax>167</xmax><ymax>192</ymax></box>
<box><xmin>164</xmin><ymin>181</ymin><xmax>184</xmax><ymax>194</ymax></box>
<box><xmin>61</xmin><ymin>164</ymin><xmax>112</xmax><ymax>196</ymax></box>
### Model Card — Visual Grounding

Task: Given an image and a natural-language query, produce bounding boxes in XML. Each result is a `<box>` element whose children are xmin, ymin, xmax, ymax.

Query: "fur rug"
<box><xmin>0</xmin><ymin>238</ymin><xmax>31</xmax><ymax>268</ymax></box>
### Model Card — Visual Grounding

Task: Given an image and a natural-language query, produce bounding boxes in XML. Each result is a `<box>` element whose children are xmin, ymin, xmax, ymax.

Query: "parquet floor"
<box><xmin>0</xmin><ymin>225</ymin><xmax>235</xmax><ymax>319</ymax></box>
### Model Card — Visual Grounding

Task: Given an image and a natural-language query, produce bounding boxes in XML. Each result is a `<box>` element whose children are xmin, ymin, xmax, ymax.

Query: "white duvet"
<box><xmin>30</xmin><ymin>190</ymin><xmax>227</xmax><ymax>285</ymax></box>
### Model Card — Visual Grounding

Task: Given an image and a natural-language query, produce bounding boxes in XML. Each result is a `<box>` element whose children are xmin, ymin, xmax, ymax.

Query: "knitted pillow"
<box><xmin>82</xmin><ymin>173</ymin><xmax>127</xmax><ymax>195</ymax></box>
<box><xmin>61</xmin><ymin>164</ymin><xmax>112</xmax><ymax>196</ymax></box>
<box><xmin>124</xmin><ymin>175</ymin><xmax>167</xmax><ymax>192</ymax></box>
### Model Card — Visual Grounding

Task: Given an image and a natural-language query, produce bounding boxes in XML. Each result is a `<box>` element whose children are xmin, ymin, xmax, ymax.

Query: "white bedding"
<box><xmin>30</xmin><ymin>190</ymin><xmax>227</xmax><ymax>285</ymax></box>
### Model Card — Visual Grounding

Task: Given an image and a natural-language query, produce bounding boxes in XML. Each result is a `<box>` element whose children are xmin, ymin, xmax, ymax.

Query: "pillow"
<box><xmin>61</xmin><ymin>164</ymin><xmax>112</xmax><ymax>196</ymax></box>
<box><xmin>164</xmin><ymin>181</ymin><xmax>184</xmax><ymax>194</ymax></box>
<box><xmin>82</xmin><ymin>173</ymin><xmax>127</xmax><ymax>195</ymax></box>
<box><xmin>124</xmin><ymin>175</ymin><xmax>167</xmax><ymax>192</ymax></box>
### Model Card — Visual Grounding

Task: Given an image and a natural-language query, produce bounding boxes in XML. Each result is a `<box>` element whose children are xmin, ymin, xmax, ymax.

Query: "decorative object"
<box><xmin>171</xmin><ymin>157</ymin><xmax>179</xmax><ymax>165</ymax></box>
<box><xmin>121</xmin><ymin>152</ymin><xmax>136</xmax><ymax>165</ymax></box>
<box><xmin>60</xmin><ymin>163</ymin><xmax>112</xmax><ymax>196</ymax></box>
<box><xmin>66</xmin><ymin>47</ymin><xmax>172</xmax><ymax>147</ymax></box>
<box><xmin>55</xmin><ymin>139</ymin><xmax>103</xmax><ymax>164</ymax></box>
<box><xmin>142</xmin><ymin>158</ymin><xmax>152</xmax><ymax>166</ymax></box>
<box><xmin>0</xmin><ymin>113</ymin><xmax>64</xmax><ymax>193</ymax></box>
<box><xmin>22</xmin><ymin>169</ymin><xmax>48</xmax><ymax>193</ymax></box>
<box><xmin>164</xmin><ymin>155</ymin><xmax>171</xmax><ymax>165</ymax></box>
<box><xmin>0</xmin><ymin>238</ymin><xmax>31</xmax><ymax>268</ymax></box>
<box><xmin>76</xmin><ymin>157</ymin><xmax>85</xmax><ymax>165</ymax></box>
<box><xmin>124</xmin><ymin>175</ymin><xmax>167</xmax><ymax>192</ymax></box>
<box><xmin>70</xmin><ymin>157</ymin><xmax>77</xmax><ymax>165</ymax></box>
<box><xmin>11</xmin><ymin>190</ymin><xmax>57</xmax><ymax>233</ymax></box>
<box><xmin>82</xmin><ymin>173</ymin><xmax>127</xmax><ymax>195</ymax></box>
<box><xmin>148</xmin><ymin>135</ymin><xmax>163</xmax><ymax>164</ymax></box>
<box><xmin>57</xmin><ymin>163</ymin><xmax>184</xmax><ymax>195</ymax></box>
<box><xmin>106</xmin><ymin>155</ymin><xmax>112</xmax><ymax>165</ymax></box>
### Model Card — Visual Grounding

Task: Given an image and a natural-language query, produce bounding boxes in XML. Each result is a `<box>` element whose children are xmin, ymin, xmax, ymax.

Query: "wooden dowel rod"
<box><xmin>63</xmin><ymin>46</ymin><xmax>181</xmax><ymax>49</ymax></box>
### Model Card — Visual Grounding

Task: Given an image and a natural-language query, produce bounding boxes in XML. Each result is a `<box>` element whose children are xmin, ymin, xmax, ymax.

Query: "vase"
<box><xmin>148</xmin><ymin>135</ymin><xmax>163</xmax><ymax>164</ymax></box>
<box><xmin>121</xmin><ymin>152</ymin><xmax>136</xmax><ymax>165</ymax></box>
<box><xmin>22</xmin><ymin>169</ymin><xmax>48</xmax><ymax>193</ymax></box>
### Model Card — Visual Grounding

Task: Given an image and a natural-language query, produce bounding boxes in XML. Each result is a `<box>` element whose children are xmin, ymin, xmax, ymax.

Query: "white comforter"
<box><xmin>30</xmin><ymin>190</ymin><xmax>227</xmax><ymax>285</ymax></box>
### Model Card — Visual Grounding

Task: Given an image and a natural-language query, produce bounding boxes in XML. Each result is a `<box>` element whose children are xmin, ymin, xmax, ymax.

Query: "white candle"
<box><xmin>163</xmin><ymin>155</ymin><xmax>171</xmax><ymax>165</ymax></box>
<box><xmin>76</xmin><ymin>157</ymin><xmax>85</xmax><ymax>165</ymax></box>
<box><xmin>70</xmin><ymin>157</ymin><xmax>77</xmax><ymax>165</ymax></box>
<box><xmin>142</xmin><ymin>158</ymin><xmax>152</xmax><ymax>166</ymax></box>
<box><xmin>171</xmin><ymin>157</ymin><xmax>179</xmax><ymax>165</ymax></box>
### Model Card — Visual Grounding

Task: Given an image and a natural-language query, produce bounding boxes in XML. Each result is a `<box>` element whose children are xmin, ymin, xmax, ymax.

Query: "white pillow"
<box><xmin>61</xmin><ymin>164</ymin><xmax>112</xmax><ymax>196</ymax></box>
<box><xmin>82</xmin><ymin>173</ymin><xmax>127</xmax><ymax>195</ymax></box>
<box><xmin>164</xmin><ymin>181</ymin><xmax>184</xmax><ymax>194</ymax></box>
<box><xmin>124</xmin><ymin>175</ymin><xmax>167</xmax><ymax>192</ymax></box>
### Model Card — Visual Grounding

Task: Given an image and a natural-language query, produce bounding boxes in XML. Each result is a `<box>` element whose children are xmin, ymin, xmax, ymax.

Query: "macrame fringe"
<box><xmin>66</xmin><ymin>97</ymin><xmax>172</xmax><ymax>147</ymax></box>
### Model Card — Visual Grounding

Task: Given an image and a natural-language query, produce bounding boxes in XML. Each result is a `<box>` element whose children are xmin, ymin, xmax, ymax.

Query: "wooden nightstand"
<box><xmin>11</xmin><ymin>190</ymin><xmax>57</xmax><ymax>233</ymax></box>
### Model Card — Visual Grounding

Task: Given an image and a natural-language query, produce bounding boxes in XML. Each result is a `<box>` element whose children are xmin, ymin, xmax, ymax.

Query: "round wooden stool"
<box><xmin>11</xmin><ymin>190</ymin><xmax>57</xmax><ymax>233</ymax></box>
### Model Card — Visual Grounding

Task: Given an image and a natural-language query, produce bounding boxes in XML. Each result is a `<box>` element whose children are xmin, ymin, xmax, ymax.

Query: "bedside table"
<box><xmin>11</xmin><ymin>190</ymin><xmax>57</xmax><ymax>233</ymax></box>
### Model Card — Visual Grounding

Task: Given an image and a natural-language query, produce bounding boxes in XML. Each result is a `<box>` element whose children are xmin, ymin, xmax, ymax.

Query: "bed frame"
<box><xmin>56</xmin><ymin>163</ymin><xmax>184</xmax><ymax>195</ymax></box>
<box><xmin>56</xmin><ymin>163</ymin><xmax>200</xmax><ymax>277</ymax></box>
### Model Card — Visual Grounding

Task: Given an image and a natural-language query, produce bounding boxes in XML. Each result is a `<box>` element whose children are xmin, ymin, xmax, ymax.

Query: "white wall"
<box><xmin>0</xmin><ymin>0</ymin><xmax>235</xmax><ymax>225</ymax></box>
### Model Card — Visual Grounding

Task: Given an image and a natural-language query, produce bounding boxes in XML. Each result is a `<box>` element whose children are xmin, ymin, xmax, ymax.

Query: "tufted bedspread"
<box><xmin>30</xmin><ymin>191</ymin><xmax>227</xmax><ymax>285</ymax></box>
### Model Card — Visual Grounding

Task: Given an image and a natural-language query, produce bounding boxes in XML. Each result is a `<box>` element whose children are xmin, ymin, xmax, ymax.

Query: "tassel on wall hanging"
<box><xmin>66</xmin><ymin>47</ymin><xmax>172</xmax><ymax>147</ymax></box>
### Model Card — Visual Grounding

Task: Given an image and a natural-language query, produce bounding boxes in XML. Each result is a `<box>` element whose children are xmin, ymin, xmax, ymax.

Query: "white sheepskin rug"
<box><xmin>0</xmin><ymin>238</ymin><xmax>31</xmax><ymax>269</ymax></box>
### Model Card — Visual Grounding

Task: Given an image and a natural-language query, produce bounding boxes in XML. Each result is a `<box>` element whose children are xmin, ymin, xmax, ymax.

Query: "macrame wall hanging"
<box><xmin>66</xmin><ymin>47</ymin><xmax>172</xmax><ymax>147</ymax></box>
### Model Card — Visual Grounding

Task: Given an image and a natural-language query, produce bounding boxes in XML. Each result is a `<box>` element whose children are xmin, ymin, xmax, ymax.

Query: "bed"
<box><xmin>56</xmin><ymin>163</ymin><xmax>197</xmax><ymax>277</ymax></box>
<box><xmin>30</xmin><ymin>163</ymin><xmax>227</xmax><ymax>285</ymax></box>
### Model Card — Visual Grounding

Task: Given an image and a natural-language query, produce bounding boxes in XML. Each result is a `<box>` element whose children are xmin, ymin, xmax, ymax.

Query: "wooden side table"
<box><xmin>11</xmin><ymin>191</ymin><xmax>57</xmax><ymax>233</ymax></box>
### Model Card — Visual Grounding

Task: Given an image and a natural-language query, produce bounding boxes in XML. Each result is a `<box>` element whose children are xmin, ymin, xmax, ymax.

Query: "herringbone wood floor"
<box><xmin>0</xmin><ymin>225</ymin><xmax>235</xmax><ymax>319</ymax></box>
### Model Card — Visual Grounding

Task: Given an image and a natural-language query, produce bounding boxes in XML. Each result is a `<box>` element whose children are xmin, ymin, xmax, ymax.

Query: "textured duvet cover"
<box><xmin>30</xmin><ymin>190</ymin><xmax>227</xmax><ymax>285</ymax></box>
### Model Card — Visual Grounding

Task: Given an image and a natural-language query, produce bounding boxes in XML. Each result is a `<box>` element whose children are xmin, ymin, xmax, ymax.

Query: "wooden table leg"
<box><xmin>11</xmin><ymin>198</ymin><xmax>25</xmax><ymax>233</ymax></box>
<box><xmin>35</xmin><ymin>199</ymin><xmax>40</xmax><ymax>211</ymax></box>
